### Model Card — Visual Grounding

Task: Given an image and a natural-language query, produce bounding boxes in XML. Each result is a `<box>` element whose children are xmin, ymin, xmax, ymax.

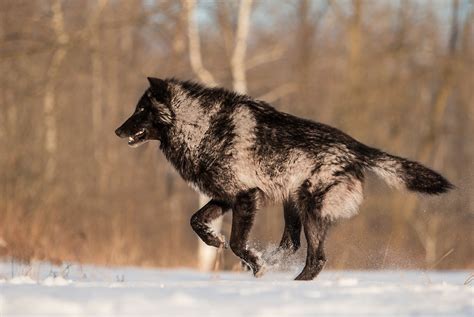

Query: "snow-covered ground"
<box><xmin>0</xmin><ymin>262</ymin><xmax>472</xmax><ymax>317</ymax></box>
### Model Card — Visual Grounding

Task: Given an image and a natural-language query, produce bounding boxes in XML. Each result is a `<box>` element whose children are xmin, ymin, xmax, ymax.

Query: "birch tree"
<box><xmin>90</xmin><ymin>0</ymin><xmax>108</xmax><ymax>191</ymax></box>
<box><xmin>231</xmin><ymin>0</ymin><xmax>252</xmax><ymax>94</ymax></box>
<box><xmin>184</xmin><ymin>0</ymin><xmax>253</xmax><ymax>271</ymax></box>
<box><xmin>43</xmin><ymin>0</ymin><xmax>68</xmax><ymax>181</ymax></box>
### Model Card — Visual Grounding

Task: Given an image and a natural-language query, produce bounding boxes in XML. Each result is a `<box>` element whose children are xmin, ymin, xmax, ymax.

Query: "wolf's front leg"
<box><xmin>229</xmin><ymin>188</ymin><xmax>265</xmax><ymax>277</ymax></box>
<box><xmin>278</xmin><ymin>199</ymin><xmax>302</xmax><ymax>253</ymax></box>
<box><xmin>190</xmin><ymin>199</ymin><xmax>230</xmax><ymax>248</ymax></box>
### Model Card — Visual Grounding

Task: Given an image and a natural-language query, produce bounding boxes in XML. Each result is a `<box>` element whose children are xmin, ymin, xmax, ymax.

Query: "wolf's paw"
<box><xmin>294</xmin><ymin>271</ymin><xmax>313</xmax><ymax>281</ymax></box>
<box><xmin>240</xmin><ymin>260</ymin><xmax>251</xmax><ymax>271</ymax></box>
<box><xmin>250</xmin><ymin>256</ymin><xmax>267</xmax><ymax>278</ymax></box>
<box><xmin>253</xmin><ymin>264</ymin><xmax>267</xmax><ymax>278</ymax></box>
<box><xmin>294</xmin><ymin>259</ymin><xmax>326</xmax><ymax>281</ymax></box>
<box><xmin>204</xmin><ymin>233</ymin><xmax>227</xmax><ymax>249</ymax></box>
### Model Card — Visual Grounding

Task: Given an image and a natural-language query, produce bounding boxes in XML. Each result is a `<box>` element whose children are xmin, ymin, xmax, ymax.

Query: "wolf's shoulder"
<box><xmin>166</xmin><ymin>78</ymin><xmax>249</xmax><ymax>107</ymax></box>
<box><xmin>243</xmin><ymin>100</ymin><xmax>321</xmax><ymax>130</ymax></box>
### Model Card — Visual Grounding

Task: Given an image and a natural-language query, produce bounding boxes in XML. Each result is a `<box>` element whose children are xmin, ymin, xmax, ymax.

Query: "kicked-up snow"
<box><xmin>0</xmin><ymin>262</ymin><xmax>472</xmax><ymax>317</ymax></box>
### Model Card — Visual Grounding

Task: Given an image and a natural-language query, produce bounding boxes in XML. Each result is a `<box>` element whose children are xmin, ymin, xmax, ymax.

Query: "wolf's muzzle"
<box><xmin>115</xmin><ymin>127</ymin><xmax>125</xmax><ymax>138</ymax></box>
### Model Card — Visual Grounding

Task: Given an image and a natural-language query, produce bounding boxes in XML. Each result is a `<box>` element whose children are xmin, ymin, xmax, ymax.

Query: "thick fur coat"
<box><xmin>116</xmin><ymin>77</ymin><xmax>452</xmax><ymax>280</ymax></box>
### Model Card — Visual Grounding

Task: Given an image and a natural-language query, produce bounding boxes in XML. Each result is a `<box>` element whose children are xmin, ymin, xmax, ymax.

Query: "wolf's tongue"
<box><xmin>128</xmin><ymin>135</ymin><xmax>140</xmax><ymax>144</ymax></box>
<box><xmin>127</xmin><ymin>129</ymin><xmax>148</xmax><ymax>147</ymax></box>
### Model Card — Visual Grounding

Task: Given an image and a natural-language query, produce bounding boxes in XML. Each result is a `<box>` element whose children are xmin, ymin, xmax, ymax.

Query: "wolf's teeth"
<box><xmin>128</xmin><ymin>137</ymin><xmax>133</xmax><ymax>142</ymax></box>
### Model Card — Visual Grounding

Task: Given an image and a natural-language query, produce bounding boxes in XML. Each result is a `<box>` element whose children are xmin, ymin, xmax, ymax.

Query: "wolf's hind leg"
<box><xmin>230</xmin><ymin>188</ymin><xmax>265</xmax><ymax>277</ymax></box>
<box><xmin>190</xmin><ymin>199</ymin><xmax>230</xmax><ymax>248</ymax></box>
<box><xmin>294</xmin><ymin>213</ymin><xmax>329</xmax><ymax>280</ymax></box>
<box><xmin>278</xmin><ymin>199</ymin><xmax>302</xmax><ymax>253</ymax></box>
<box><xmin>294</xmin><ymin>181</ymin><xmax>332</xmax><ymax>281</ymax></box>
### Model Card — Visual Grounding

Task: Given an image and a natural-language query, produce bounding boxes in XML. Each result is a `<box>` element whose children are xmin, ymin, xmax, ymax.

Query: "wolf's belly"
<box><xmin>230</xmin><ymin>149</ymin><xmax>316</xmax><ymax>201</ymax></box>
<box><xmin>230</xmin><ymin>165</ymin><xmax>312</xmax><ymax>202</ymax></box>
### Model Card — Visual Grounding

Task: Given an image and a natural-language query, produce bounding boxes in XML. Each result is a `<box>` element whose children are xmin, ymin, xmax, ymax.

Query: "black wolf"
<box><xmin>115</xmin><ymin>77</ymin><xmax>452</xmax><ymax>280</ymax></box>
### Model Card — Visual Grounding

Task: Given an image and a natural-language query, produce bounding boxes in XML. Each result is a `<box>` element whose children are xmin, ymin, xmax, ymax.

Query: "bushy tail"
<box><xmin>369</xmin><ymin>152</ymin><xmax>453</xmax><ymax>195</ymax></box>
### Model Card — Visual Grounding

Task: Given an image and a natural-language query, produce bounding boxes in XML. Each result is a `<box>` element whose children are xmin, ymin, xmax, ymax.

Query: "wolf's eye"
<box><xmin>137</xmin><ymin>108</ymin><xmax>145</xmax><ymax>113</ymax></box>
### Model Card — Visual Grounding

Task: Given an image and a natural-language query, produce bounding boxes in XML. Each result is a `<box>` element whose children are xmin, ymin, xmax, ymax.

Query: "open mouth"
<box><xmin>128</xmin><ymin>129</ymin><xmax>148</xmax><ymax>147</ymax></box>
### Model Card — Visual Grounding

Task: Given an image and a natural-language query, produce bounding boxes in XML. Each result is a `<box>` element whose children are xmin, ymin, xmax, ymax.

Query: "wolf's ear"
<box><xmin>147</xmin><ymin>77</ymin><xmax>170</xmax><ymax>104</ymax></box>
<box><xmin>147</xmin><ymin>77</ymin><xmax>166</xmax><ymax>91</ymax></box>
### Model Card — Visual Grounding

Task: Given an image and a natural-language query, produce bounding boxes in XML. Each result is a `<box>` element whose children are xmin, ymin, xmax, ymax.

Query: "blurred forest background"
<box><xmin>0</xmin><ymin>0</ymin><xmax>473</xmax><ymax>271</ymax></box>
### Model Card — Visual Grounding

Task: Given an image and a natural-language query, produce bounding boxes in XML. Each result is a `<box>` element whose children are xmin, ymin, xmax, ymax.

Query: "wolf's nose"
<box><xmin>115</xmin><ymin>128</ymin><xmax>123</xmax><ymax>137</ymax></box>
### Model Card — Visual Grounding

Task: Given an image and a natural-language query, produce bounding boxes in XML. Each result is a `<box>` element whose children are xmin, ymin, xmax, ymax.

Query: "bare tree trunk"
<box><xmin>334</xmin><ymin>0</ymin><xmax>364</xmax><ymax>129</ymax></box>
<box><xmin>231</xmin><ymin>0</ymin><xmax>252</xmax><ymax>94</ymax></box>
<box><xmin>292</xmin><ymin>0</ymin><xmax>327</xmax><ymax>112</ymax></box>
<box><xmin>43</xmin><ymin>0</ymin><xmax>68</xmax><ymax>181</ymax></box>
<box><xmin>183</xmin><ymin>0</ymin><xmax>219</xmax><ymax>270</ymax></box>
<box><xmin>215</xmin><ymin>2</ymin><xmax>235</xmax><ymax>59</ymax></box>
<box><xmin>90</xmin><ymin>0</ymin><xmax>108</xmax><ymax>191</ymax></box>
<box><xmin>172</xmin><ymin>1</ymin><xmax>187</xmax><ymax>59</ymax></box>
<box><xmin>348</xmin><ymin>0</ymin><xmax>362</xmax><ymax>95</ymax></box>
<box><xmin>184</xmin><ymin>0</ymin><xmax>253</xmax><ymax>271</ymax></box>
<box><xmin>183</xmin><ymin>0</ymin><xmax>217</xmax><ymax>86</ymax></box>
<box><xmin>0</xmin><ymin>1</ymin><xmax>9</xmax><ymax>221</ymax></box>
<box><xmin>296</xmin><ymin>0</ymin><xmax>313</xmax><ymax>103</ymax></box>
<box><xmin>405</xmin><ymin>0</ymin><xmax>461</xmax><ymax>268</ymax></box>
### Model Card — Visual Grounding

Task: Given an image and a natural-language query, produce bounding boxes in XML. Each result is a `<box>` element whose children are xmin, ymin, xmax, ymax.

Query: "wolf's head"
<box><xmin>115</xmin><ymin>77</ymin><xmax>173</xmax><ymax>147</ymax></box>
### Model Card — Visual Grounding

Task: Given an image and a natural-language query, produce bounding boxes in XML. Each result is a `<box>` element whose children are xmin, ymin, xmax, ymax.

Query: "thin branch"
<box><xmin>246</xmin><ymin>46</ymin><xmax>285</xmax><ymax>70</ymax></box>
<box><xmin>183</xmin><ymin>0</ymin><xmax>217</xmax><ymax>86</ymax></box>
<box><xmin>328</xmin><ymin>0</ymin><xmax>348</xmax><ymax>21</ymax></box>
<box><xmin>429</xmin><ymin>248</ymin><xmax>454</xmax><ymax>270</ymax></box>
<box><xmin>258</xmin><ymin>83</ymin><xmax>297</xmax><ymax>103</ymax></box>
